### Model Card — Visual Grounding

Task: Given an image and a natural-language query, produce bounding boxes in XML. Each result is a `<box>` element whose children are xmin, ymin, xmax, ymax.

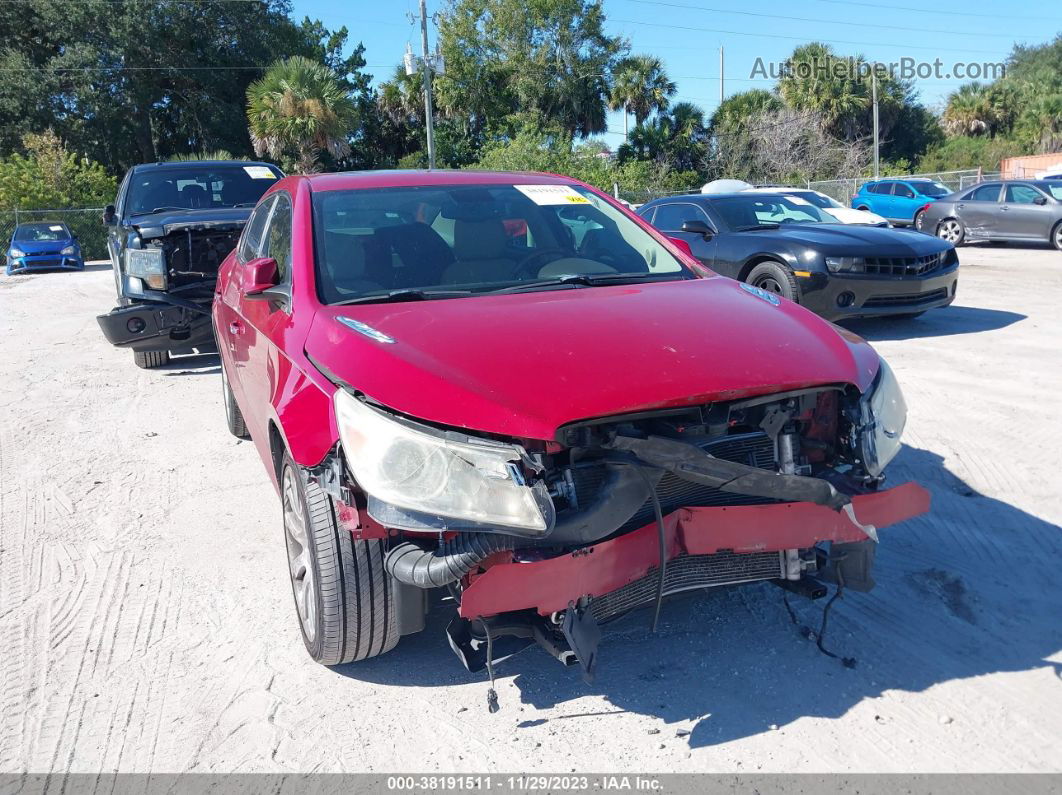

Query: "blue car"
<box><xmin>850</xmin><ymin>178</ymin><xmax>952</xmax><ymax>230</ymax></box>
<box><xmin>5</xmin><ymin>221</ymin><xmax>85</xmax><ymax>275</ymax></box>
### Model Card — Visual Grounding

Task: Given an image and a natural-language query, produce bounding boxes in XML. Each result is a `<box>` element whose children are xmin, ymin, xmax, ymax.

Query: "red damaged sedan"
<box><xmin>214</xmin><ymin>170</ymin><xmax>929</xmax><ymax>679</ymax></box>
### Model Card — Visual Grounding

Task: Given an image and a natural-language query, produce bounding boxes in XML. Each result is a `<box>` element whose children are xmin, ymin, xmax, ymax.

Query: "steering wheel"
<box><xmin>512</xmin><ymin>247</ymin><xmax>576</xmax><ymax>279</ymax></box>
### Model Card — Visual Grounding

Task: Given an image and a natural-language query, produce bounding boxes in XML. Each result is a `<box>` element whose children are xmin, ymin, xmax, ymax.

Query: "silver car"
<box><xmin>921</xmin><ymin>180</ymin><xmax>1062</xmax><ymax>251</ymax></box>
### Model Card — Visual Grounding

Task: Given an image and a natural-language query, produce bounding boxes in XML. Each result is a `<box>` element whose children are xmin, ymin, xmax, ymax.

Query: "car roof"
<box><xmin>130</xmin><ymin>160</ymin><xmax>279</xmax><ymax>173</ymax></box>
<box><xmin>300</xmin><ymin>169</ymin><xmax>586</xmax><ymax>193</ymax></box>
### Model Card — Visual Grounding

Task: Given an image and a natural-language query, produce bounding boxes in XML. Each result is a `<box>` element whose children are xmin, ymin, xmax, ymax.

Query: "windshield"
<box><xmin>911</xmin><ymin>181</ymin><xmax>951</xmax><ymax>197</ymax></box>
<box><xmin>711</xmin><ymin>195</ymin><xmax>833</xmax><ymax>230</ymax></box>
<box><xmin>13</xmin><ymin>223</ymin><xmax>71</xmax><ymax>242</ymax></box>
<box><xmin>311</xmin><ymin>182</ymin><xmax>689</xmax><ymax>304</ymax></box>
<box><xmin>125</xmin><ymin>164</ymin><xmax>282</xmax><ymax>217</ymax></box>
<box><xmin>790</xmin><ymin>191</ymin><xmax>841</xmax><ymax>209</ymax></box>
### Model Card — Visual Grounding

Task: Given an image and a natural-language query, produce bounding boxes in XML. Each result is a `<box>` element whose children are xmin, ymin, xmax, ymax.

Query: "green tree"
<box><xmin>436</xmin><ymin>0</ymin><xmax>625</xmax><ymax>140</ymax></box>
<box><xmin>609</xmin><ymin>55</ymin><xmax>676</xmax><ymax>132</ymax></box>
<box><xmin>0</xmin><ymin>1</ymin><xmax>369</xmax><ymax>172</ymax></box>
<box><xmin>709</xmin><ymin>90</ymin><xmax>783</xmax><ymax>132</ymax></box>
<box><xmin>246</xmin><ymin>56</ymin><xmax>356</xmax><ymax>173</ymax></box>
<box><xmin>941</xmin><ymin>83</ymin><xmax>993</xmax><ymax>136</ymax></box>
<box><xmin>0</xmin><ymin>131</ymin><xmax>116</xmax><ymax>208</ymax></box>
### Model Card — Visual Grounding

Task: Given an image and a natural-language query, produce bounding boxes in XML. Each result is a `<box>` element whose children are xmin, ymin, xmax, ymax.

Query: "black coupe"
<box><xmin>639</xmin><ymin>192</ymin><xmax>959</xmax><ymax>321</ymax></box>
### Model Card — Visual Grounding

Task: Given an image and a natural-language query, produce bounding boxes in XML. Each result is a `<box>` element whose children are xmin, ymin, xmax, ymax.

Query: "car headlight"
<box><xmin>61</xmin><ymin>245</ymin><xmax>76</xmax><ymax>256</ymax></box>
<box><xmin>334</xmin><ymin>390</ymin><xmax>554</xmax><ymax>536</ymax></box>
<box><xmin>858</xmin><ymin>359</ymin><xmax>907</xmax><ymax>476</ymax></box>
<box><xmin>9</xmin><ymin>248</ymin><xmax>25</xmax><ymax>258</ymax></box>
<box><xmin>126</xmin><ymin>248</ymin><xmax>166</xmax><ymax>290</ymax></box>
<box><xmin>825</xmin><ymin>255</ymin><xmax>864</xmax><ymax>273</ymax></box>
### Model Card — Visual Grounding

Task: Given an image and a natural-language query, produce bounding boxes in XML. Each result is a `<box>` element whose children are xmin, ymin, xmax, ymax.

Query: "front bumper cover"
<box><xmin>458</xmin><ymin>482</ymin><xmax>930</xmax><ymax>618</ymax></box>
<box><xmin>7</xmin><ymin>255</ymin><xmax>84</xmax><ymax>273</ymax></box>
<box><xmin>798</xmin><ymin>264</ymin><xmax>958</xmax><ymax>320</ymax></box>
<box><xmin>96</xmin><ymin>300</ymin><xmax>215</xmax><ymax>353</ymax></box>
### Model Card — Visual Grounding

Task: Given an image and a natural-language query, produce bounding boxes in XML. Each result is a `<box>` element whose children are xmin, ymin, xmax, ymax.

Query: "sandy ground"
<box><xmin>1</xmin><ymin>246</ymin><xmax>1060</xmax><ymax>774</ymax></box>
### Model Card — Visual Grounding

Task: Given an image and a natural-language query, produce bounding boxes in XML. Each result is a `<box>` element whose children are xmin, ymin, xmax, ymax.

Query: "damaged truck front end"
<box><xmin>326</xmin><ymin>365</ymin><xmax>929</xmax><ymax>680</ymax></box>
<box><xmin>97</xmin><ymin>160</ymin><xmax>282</xmax><ymax>368</ymax></box>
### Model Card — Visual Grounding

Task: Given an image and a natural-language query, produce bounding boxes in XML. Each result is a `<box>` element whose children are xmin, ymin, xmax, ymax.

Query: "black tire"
<box><xmin>221</xmin><ymin>364</ymin><xmax>249</xmax><ymax>439</ymax></box>
<box><xmin>1052</xmin><ymin>221</ymin><xmax>1062</xmax><ymax>252</ymax></box>
<box><xmin>913</xmin><ymin>210</ymin><xmax>926</xmax><ymax>232</ymax></box>
<box><xmin>133</xmin><ymin>349</ymin><xmax>170</xmax><ymax>369</ymax></box>
<box><xmin>856</xmin><ymin>205</ymin><xmax>871</xmax><ymax>212</ymax></box>
<box><xmin>281</xmin><ymin>454</ymin><xmax>399</xmax><ymax>665</ymax></box>
<box><xmin>936</xmin><ymin>218</ymin><xmax>965</xmax><ymax>246</ymax></box>
<box><xmin>746</xmin><ymin>260</ymin><xmax>799</xmax><ymax>302</ymax></box>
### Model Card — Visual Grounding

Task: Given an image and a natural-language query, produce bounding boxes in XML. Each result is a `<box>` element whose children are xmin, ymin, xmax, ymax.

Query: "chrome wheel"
<box><xmin>937</xmin><ymin>219</ymin><xmax>962</xmax><ymax>244</ymax></box>
<box><xmin>282</xmin><ymin>467</ymin><xmax>316</xmax><ymax>643</ymax></box>
<box><xmin>1054</xmin><ymin>224</ymin><xmax>1062</xmax><ymax>251</ymax></box>
<box><xmin>914</xmin><ymin>211</ymin><xmax>925</xmax><ymax>231</ymax></box>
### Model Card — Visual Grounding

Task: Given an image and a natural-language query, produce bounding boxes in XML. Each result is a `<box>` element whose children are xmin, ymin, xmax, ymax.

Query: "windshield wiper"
<box><xmin>489</xmin><ymin>272</ymin><xmax>686</xmax><ymax>294</ymax></box>
<box><xmin>736</xmin><ymin>223</ymin><xmax>781</xmax><ymax>231</ymax></box>
<box><xmin>334</xmin><ymin>288</ymin><xmax>473</xmax><ymax>305</ymax></box>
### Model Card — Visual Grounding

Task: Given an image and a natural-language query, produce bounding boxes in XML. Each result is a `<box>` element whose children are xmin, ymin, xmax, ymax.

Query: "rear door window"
<box><xmin>968</xmin><ymin>184</ymin><xmax>1002</xmax><ymax>202</ymax></box>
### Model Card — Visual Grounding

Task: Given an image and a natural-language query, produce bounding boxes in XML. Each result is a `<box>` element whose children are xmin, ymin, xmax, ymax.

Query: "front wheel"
<box><xmin>746</xmin><ymin>261</ymin><xmax>799</xmax><ymax>302</ymax></box>
<box><xmin>281</xmin><ymin>454</ymin><xmax>399</xmax><ymax>665</ymax></box>
<box><xmin>937</xmin><ymin>218</ymin><xmax>965</xmax><ymax>246</ymax></box>
<box><xmin>913</xmin><ymin>210</ymin><xmax>926</xmax><ymax>231</ymax></box>
<box><xmin>1052</xmin><ymin>221</ymin><xmax>1062</xmax><ymax>252</ymax></box>
<box><xmin>133</xmin><ymin>350</ymin><xmax>170</xmax><ymax>369</ymax></box>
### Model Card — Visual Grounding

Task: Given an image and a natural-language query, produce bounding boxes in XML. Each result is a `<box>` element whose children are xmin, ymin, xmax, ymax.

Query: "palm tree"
<box><xmin>377</xmin><ymin>65</ymin><xmax>423</xmax><ymax>126</ymax></box>
<box><xmin>246</xmin><ymin>56</ymin><xmax>356</xmax><ymax>173</ymax></box>
<box><xmin>710</xmin><ymin>90</ymin><xmax>783</xmax><ymax>132</ymax></box>
<box><xmin>609</xmin><ymin>55</ymin><xmax>676</xmax><ymax>136</ymax></box>
<box><xmin>941</xmin><ymin>83</ymin><xmax>991</xmax><ymax>136</ymax></box>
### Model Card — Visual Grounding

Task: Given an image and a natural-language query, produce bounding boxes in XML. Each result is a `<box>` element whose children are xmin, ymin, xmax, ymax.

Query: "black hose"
<box><xmin>385</xmin><ymin>533</ymin><xmax>516</xmax><ymax>589</ymax></box>
<box><xmin>635</xmin><ymin>467</ymin><xmax>667</xmax><ymax>633</ymax></box>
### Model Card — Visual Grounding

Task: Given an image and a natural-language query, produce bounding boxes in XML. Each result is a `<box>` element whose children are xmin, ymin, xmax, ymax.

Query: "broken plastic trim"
<box><xmin>606</xmin><ymin>433</ymin><xmax>852</xmax><ymax>511</ymax></box>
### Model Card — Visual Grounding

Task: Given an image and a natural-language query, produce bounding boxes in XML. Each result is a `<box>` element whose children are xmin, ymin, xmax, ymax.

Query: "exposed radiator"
<box><xmin>591</xmin><ymin>550</ymin><xmax>785</xmax><ymax>622</ymax></box>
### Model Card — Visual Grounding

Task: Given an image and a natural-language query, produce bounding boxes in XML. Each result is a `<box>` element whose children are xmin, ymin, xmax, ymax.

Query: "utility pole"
<box><xmin>719</xmin><ymin>46</ymin><xmax>724</xmax><ymax>103</ymax></box>
<box><xmin>872</xmin><ymin>67</ymin><xmax>880</xmax><ymax>179</ymax></box>
<box><xmin>419</xmin><ymin>0</ymin><xmax>436</xmax><ymax>169</ymax></box>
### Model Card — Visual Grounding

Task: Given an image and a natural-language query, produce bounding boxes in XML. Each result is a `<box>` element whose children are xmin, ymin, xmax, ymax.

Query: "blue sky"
<box><xmin>291</xmin><ymin>0</ymin><xmax>1060</xmax><ymax>146</ymax></box>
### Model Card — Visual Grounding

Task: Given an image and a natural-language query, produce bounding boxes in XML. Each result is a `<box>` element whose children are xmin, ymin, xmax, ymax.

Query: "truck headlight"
<box><xmin>858</xmin><ymin>359</ymin><xmax>907</xmax><ymax>476</ymax></box>
<box><xmin>334</xmin><ymin>390</ymin><xmax>554</xmax><ymax>535</ymax></box>
<box><xmin>125</xmin><ymin>248</ymin><xmax>166</xmax><ymax>290</ymax></box>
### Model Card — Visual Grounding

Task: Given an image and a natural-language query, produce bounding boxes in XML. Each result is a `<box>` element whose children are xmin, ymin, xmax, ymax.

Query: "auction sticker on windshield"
<box><xmin>515</xmin><ymin>184</ymin><xmax>590</xmax><ymax>205</ymax></box>
<box><xmin>244</xmin><ymin>166</ymin><xmax>278</xmax><ymax>179</ymax></box>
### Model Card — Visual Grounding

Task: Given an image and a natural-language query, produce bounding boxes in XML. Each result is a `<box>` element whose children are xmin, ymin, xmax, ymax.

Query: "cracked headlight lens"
<box><xmin>334</xmin><ymin>389</ymin><xmax>553</xmax><ymax>535</ymax></box>
<box><xmin>859</xmin><ymin>358</ymin><xmax>907</xmax><ymax>476</ymax></box>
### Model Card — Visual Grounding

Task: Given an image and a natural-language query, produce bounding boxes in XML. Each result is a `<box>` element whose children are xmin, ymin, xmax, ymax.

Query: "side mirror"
<box><xmin>1034</xmin><ymin>196</ymin><xmax>1048</xmax><ymax>205</ymax></box>
<box><xmin>680</xmin><ymin>219</ymin><xmax>714</xmax><ymax>238</ymax></box>
<box><xmin>242</xmin><ymin>256</ymin><xmax>289</xmax><ymax>307</ymax></box>
<box><xmin>102</xmin><ymin>205</ymin><xmax>116</xmax><ymax>225</ymax></box>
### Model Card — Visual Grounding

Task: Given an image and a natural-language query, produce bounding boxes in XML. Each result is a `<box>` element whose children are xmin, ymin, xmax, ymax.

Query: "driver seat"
<box><xmin>441</xmin><ymin>219</ymin><xmax>516</xmax><ymax>284</ymax></box>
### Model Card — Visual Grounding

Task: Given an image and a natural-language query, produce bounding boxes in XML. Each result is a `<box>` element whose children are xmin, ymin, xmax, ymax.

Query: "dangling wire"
<box><xmin>478</xmin><ymin>617</ymin><xmax>500</xmax><ymax>712</ymax></box>
<box><xmin>634</xmin><ymin>467</ymin><xmax>667</xmax><ymax>633</ymax></box>
<box><xmin>781</xmin><ymin>555</ymin><xmax>857</xmax><ymax>669</ymax></box>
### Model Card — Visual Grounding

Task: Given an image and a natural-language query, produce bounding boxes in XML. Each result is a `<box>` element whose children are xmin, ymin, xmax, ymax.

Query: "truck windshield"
<box><xmin>311</xmin><ymin>182</ymin><xmax>689</xmax><ymax>305</ymax></box>
<box><xmin>126</xmin><ymin>165</ymin><xmax>282</xmax><ymax>217</ymax></box>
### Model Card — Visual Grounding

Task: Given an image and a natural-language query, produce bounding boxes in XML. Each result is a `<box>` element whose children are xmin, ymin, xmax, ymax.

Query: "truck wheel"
<box><xmin>221</xmin><ymin>365</ymin><xmax>249</xmax><ymax>439</ymax></box>
<box><xmin>133</xmin><ymin>350</ymin><xmax>170</xmax><ymax>369</ymax></box>
<box><xmin>746</xmin><ymin>261</ymin><xmax>799</xmax><ymax>302</ymax></box>
<box><xmin>281</xmin><ymin>453</ymin><xmax>399</xmax><ymax>665</ymax></box>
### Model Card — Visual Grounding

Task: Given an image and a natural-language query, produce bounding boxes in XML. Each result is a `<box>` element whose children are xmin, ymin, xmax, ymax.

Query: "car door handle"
<box><xmin>956</xmin><ymin>204</ymin><xmax>964</xmax><ymax>209</ymax></box>
<box><xmin>228</xmin><ymin>321</ymin><xmax>242</xmax><ymax>335</ymax></box>
<box><xmin>1000</xmin><ymin>206</ymin><xmax>1009</xmax><ymax>211</ymax></box>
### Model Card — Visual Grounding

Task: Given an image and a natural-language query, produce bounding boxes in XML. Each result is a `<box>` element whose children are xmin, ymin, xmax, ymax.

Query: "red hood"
<box><xmin>306</xmin><ymin>277</ymin><xmax>880</xmax><ymax>440</ymax></box>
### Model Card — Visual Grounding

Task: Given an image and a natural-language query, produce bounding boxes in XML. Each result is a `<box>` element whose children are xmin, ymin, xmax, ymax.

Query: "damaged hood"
<box><xmin>130</xmin><ymin>206</ymin><xmax>251</xmax><ymax>237</ymax></box>
<box><xmin>307</xmin><ymin>277</ymin><xmax>881</xmax><ymax>440</ymax></box>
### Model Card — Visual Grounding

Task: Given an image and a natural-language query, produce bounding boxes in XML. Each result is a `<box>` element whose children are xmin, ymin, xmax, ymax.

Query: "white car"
<box><xmin>744</xmin><ymin>186</ymin><xmax>890</xmax><ymax>226</ymax></box>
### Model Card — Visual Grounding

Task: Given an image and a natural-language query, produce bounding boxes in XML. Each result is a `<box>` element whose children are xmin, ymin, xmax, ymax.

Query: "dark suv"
<box><xmin>96</xmin><ymin>160</ymin><xmax>283</xmax><ymax>368</ymax></box>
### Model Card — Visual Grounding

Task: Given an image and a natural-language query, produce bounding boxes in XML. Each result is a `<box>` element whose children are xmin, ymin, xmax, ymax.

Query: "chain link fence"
<box><xmin>0</xmin><ymin>208</ymin><xmax>109</xmax><ymax>262</ymax></box>
<box><xmin>807</xmin><ymin>169</ymin><xmax>998</xmax><ymax>204</ymax></box>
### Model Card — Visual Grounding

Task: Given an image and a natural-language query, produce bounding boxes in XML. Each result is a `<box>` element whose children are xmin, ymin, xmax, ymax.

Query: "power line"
<box><xmin>610</xmin><ymin>17</ymin><xmax>1011</xmax><ymax>56</ymax></box>
<box><xmin>806</xmin><ymin>0</ymin><xmax>1062</xmax><ymax>22</ymax></box>
<box><xmin>620</xmin><ymin>0</ymin><xmax>1042</xmax><ymax>40</ymax></box>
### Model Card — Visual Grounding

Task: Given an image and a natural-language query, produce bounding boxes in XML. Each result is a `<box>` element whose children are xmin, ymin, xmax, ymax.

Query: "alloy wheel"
<box><xmin>1055</xmin><ymin>225</ymin><xmax>1062</xmax><ymax>251</ymax></box>
<box><xmin>755</xmin><ymin>276</ymin><xmax>784</xmax><ymax>295</ymax></box>
<box><xmin>914</xmin><ymin>211</ymin><xmax>925</xmax><ymax>231</ymax></box>
<box><xmin>938</xmin><ymin>219</ymin><xmax>962</xmax><ymax>243</ymax></box>
<box><xmin>282</xmin><ymin>467</ymin><xmax>317</xmax><ymax>643</ymax></box>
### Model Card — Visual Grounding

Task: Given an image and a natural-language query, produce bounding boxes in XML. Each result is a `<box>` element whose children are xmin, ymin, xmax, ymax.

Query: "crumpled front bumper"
<box><xmin>97</xmin><ymin>301</ymin><xmax>215</xmax><ymax>353</ymax></box>
<box><xmin>458</xmin><ymin>482</ymin><xmax>930</xmax><ymax>619</ymax></box>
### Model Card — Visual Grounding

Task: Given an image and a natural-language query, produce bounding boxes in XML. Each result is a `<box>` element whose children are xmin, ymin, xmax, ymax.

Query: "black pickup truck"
<box><xmin>97</xmin><ymin>160</ymin><xmax>283</xmax><ymax>368</ymax></box>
